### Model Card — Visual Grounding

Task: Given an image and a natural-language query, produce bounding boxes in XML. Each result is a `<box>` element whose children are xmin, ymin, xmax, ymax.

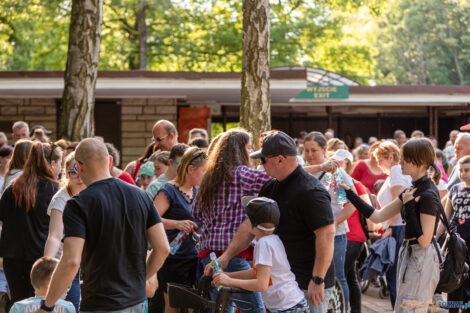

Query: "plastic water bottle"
<box><xmin>210</xmin><ymin>252</ymin><xmax>223</xmax><ymax>289</ymax></box>
<box><xmin>169</xmin><ymin>231</ymin><xmax>187</xmax><ymax>255</ymax></box>
<box><xmin>191</xmin><ymin>226</ymin><xmax>203</xmax><ymax>252</ymax></box>
<box><xmin>334</xmin><ymin>171</ymin><xmax>347</xmax><ymax>205</ymax></box>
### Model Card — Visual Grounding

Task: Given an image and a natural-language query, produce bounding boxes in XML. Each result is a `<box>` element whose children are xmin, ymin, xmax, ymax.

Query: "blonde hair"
<box><xmin>61</xmin><ymin>152</ymin><xmax>77</xmax><ymax>194</ymax></box>
<box><xmin>373</xmin><ymin>141</ymin><xmax>400</xmax><ymax>164</ymax></box>
<box><xmin>327</xmin><ymin>138</ymin><xmax>347</xmax><ymax>152</ymax></box>
<box><xmin>174</xmin><ymin>147</ymin><xmax>207</xmax><ymax>186</ymax></box>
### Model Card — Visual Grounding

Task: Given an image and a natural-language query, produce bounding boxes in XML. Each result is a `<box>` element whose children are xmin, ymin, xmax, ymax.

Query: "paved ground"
<box><xmin>362</xmin><ymin>285</ymin><xmax>393</xmax><ymax>313</ymax></box>
<box><xmin>361</xmin><ymin>286</ymin><xmax>449</xmax><ymax>313</ymax></box>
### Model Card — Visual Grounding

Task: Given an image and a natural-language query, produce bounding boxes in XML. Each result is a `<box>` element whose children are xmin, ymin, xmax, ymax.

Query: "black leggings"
<box><xmin>344</xmin><ymin>240</ymin><xmax>364</xmax><ymax>313</ymax></box>
<box><xmin>3</xmin><ymin>258</ymin><xmax>35</xmax><ymax>304</ymax></box>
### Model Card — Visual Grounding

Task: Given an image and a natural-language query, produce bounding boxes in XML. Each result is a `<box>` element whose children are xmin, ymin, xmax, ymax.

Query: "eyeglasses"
<box><xmin>260</xmin><ymin>155</ymin><xmax>284</xmax><ymax>165</ymax></box>
<box><xmin>172</xmin><ymin>159</ymin><xmax>179</xmax><ymax>166</ymax></box>
<box><xmin>67</xmin><ymin>170</ymin><xmax>80</xmax><ymax>179</ymax></box>
<box><xmin>260</xmin><ymin>156</ymin><xmax>274</xmax><ymax>164</ymax></box>
<box><xmin>152</xmin><ymin>135</ymin><xmax>168</xmax><ymax>143</ymax></box>
<box><xmin>72</xmin><ymin>160</ymin><xmax>83</xmax><ymax>175</ymax></box>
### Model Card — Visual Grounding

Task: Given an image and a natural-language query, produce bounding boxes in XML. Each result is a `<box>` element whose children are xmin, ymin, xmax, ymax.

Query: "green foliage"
<box><xmin>376</xmin><ymin>0</ymin><xmax>470</xmax><ymax>85</ymax></box>
<box><xmin>0</xmin><ymin>0</ymin><xmax>70</xmax><ymax>70</ymax></box>
<box><xmin>211</xmin><ymin>122</ymin><xmax>240</xmax><ymax>138</ymax></box>
<box><xmin>0</xmin><ymin>0</ymin><xmax>378</xmax><ymax>84</ymax></box>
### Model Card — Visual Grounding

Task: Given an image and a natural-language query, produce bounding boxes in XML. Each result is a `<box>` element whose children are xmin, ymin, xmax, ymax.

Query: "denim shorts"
<box><xmin>269</xmin><ymin>298</ymin><xmax>309</xmax><ymax>313</ymax></box>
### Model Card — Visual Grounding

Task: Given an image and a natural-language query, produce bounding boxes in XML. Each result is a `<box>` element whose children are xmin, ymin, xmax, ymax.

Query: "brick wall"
<box><xmin>0</xmin><ymin>98</ymin><xmax>57</xmax><ymax>142</ymax></box>
<box><xmin>120</xmin><ymin>97</ymin><xmax>178</xmax><ymax>167</ymax></box>
<box><xmin>0</xmin><ymin>97</ymin><xmax>179</xmax><ymax>168</ymax></box>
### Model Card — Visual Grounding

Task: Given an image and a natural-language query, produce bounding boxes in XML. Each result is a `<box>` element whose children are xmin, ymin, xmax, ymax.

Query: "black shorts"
<box><xmin>158</xmin><ymin>257</ymin><xmax>197</xmax><ymax>293</ymax></box>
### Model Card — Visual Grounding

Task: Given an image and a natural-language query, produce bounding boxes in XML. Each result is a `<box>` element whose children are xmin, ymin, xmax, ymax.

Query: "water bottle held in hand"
<box><xmin>169</xmin><ymin>231</ymin><xmax>187</xmax><ymax>255</ymax></box>
<box><xmin>210</xmin><ymin>252</ymin><xmax>223</xmax><ymax>289</ymax></box>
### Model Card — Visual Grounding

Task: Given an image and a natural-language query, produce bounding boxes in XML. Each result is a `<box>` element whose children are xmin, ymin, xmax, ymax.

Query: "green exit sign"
<box><xmin>295</xmin><ymin>85</ymin><xmax>349</xmax><ymax>100</ymax></box>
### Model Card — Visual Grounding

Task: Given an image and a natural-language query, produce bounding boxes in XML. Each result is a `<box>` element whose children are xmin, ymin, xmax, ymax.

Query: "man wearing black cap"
<box><xmin>211</xmin><ymin>131</ymin><xmax>335</xmax><ymax>313</ymax></box>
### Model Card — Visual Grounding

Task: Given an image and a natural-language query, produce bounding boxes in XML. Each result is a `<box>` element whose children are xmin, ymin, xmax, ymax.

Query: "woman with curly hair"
<box><xmin>192</xmin><ymin>128</ymin><xmax>335</xmax><ymax>313</ymax></box>
<box><xmin>192</xmin><ymin>128</ymin><xmax>271</xmax><ymax>313</ymax></box>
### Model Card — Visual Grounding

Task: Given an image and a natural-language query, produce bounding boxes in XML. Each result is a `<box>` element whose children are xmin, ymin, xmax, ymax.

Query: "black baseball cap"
<box><xmin>250</xmin><ymin>131</ymin><xmax>297</xmax><ymax>159</ymax></box>
<box><xmin>241</xmin><ymin>196</ymin><xmax>280</xmax><ymax>227</ymax></box>
<box><xmin>30</xmin><ymin>125</ymin><xmax>52</xmax><ymax>136</ymax></box>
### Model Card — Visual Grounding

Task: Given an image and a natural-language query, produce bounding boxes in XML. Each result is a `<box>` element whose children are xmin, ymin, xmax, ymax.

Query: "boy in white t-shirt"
<box><xmin>212</xmin><ymin>197</ymin><xmax>308</xmax><ymax>313</ymax></box>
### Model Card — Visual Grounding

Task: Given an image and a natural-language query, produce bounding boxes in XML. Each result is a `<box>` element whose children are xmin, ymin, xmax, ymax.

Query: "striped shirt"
<box><xmin>191</xmin><ymin>165</ymin><xmax>271</xmax><ymax>251</ymax></box>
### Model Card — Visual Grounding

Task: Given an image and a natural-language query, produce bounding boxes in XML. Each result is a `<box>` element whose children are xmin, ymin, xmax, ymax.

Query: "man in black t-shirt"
<box><xmin>38</xmin><ymin>138</ymin><xmax>170</xmax><ymax>313</ymax></box>
<box><xmin>212</xmin><ymin>132</ymin><xmax>335</xmax><ymax>311</ymax></box>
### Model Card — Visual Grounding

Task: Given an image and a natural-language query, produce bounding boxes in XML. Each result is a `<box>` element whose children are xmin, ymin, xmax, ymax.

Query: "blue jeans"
<box><xmin>302</xmin><ymin>287</ymin><xmax>333</xmax><ymax>313</ymax></box>
<box><xmin>81</xmin><ymin>301</ymin><xmax>146</xmax><ymax>313</ymax></box>
<box><xmin>333</xmin><ymin>234</ymin><xmax>348</xmax><ymax>312</ymax></box>
<box><xmin>385</xmin><ymin>225</ymin><xmax>405</xmax><ymax>309</ymax></box>
<box><xmin>66</xmin><ymin>272</ymin><xmax>80</xmax><ymax>312</ymax></box>
<box><xmin>200</xmin><ymin>256</ymin><xmax>265</xmax><ymax>313</ymax></box>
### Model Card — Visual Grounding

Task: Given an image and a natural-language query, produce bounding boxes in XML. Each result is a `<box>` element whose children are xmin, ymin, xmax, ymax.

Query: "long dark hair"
<box><xmin>12</xmin><ymin>142</ymin><xmax>61</xmax><ymax>211</ymax></box>
<box><xmin>138</xmin><ymin>142</ymin><xmax>157</xmax><ymax>163</ymax></box>
<box><xmin>195</xmin><ymin>128</ymin><xmax>251</xmax><ymax>211</ymax></box>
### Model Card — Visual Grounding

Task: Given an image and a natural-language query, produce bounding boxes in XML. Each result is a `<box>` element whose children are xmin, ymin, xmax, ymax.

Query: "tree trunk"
<box><xmin>240</xmin><ymin>0</ymin><xmax>271</xmax><ymax>150</ymax></box>
<box><xmin>59</xmin><ymin>0</ymin><xmax>103</xmax><ymax>141</ymax></box>
<box><xmin>137</xmin><ymin>0</ymin><xmax>147</xmax><ymax>70</ymax></box>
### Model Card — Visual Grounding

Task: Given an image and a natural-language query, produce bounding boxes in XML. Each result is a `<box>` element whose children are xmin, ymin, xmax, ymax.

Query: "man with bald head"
<box><xmin>448</xmin><ymin>133</ymin><xmax>470</xmax><ymax>190</ymax></box>
<box><xmin>152</xmin><ymin>120</ymin><xmax>178</xmax><ymax>151</ymax></box>
<box><xmin>38</xmin><ymin>138</ymin><xmax>170</xmax><ymax>313</ymax></box>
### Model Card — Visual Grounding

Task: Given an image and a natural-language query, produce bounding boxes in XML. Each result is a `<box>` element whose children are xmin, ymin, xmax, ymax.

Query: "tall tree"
<box><xmin>58</xmin><ymin>0</ymin><xmax>104</xmax><ymax>140</ymax></box>
<box><xmin>137</xmin><ymin>0</ymin><xmax>147</xmax><ymax>69</ymax></box>
<box><xmin>240</xmin><ymin>0</ymin><xmax>271</xmax><ymax>149</ymax></box>
<box><xmin>376</xmin><ymin>0</ymin><xmax>470</xmax><ymax>85</ymax></box>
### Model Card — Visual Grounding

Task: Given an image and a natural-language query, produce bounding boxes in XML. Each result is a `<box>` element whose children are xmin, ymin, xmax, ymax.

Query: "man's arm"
<box><xmin>41</xmin><ymin>237</ymin><xmax>84</xmax><ymax>310</ymax></box>
<box><xmin>308</xmin><ymin>224</ymin><xmax>335</xmax><ymax>306</ymax></box>
<box><xmin>218</xmin><ymin>219</ymin><xmax>254</xmax><ymax>269</ymax></box>
<box><xmin>203</xmin><ymin>219</ymin><xmax>254</xmax><ymax>275</ymax></box>
<box><xmin>146</xmin><ymin>222</ymin><xmax>170</xmax><ymax>280</ymax></box>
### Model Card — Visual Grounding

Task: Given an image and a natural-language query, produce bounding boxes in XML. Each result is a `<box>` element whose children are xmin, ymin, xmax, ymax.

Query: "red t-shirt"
<box><xmin>118</xmin><ymin>171</ymin><xmax>136</xmax><ymax>185</ymax></box>
<box><xmin>347</xmin><ymin>181</ymin><xmax>367</xmax><ymax>242</ymax></box>
<box><xmin>351</xmin><ymin>160</ymin><xmax>388</xmax><ymax>195</ymax></box>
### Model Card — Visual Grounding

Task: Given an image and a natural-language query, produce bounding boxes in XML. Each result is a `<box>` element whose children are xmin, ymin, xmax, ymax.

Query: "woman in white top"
<box><xmin>43</xmin><ymin>152</ymin><xmax>85</xmax><ymax>312</ymax></box>
<box><xmin>373</xmin><ymin>141</ymin><xmax>411</xmax><ymax>309</ymax></box>
<box><xmin>1</xmin><ymin>140</ymin><xmax>33</xmax><ymax>195</ymax></box>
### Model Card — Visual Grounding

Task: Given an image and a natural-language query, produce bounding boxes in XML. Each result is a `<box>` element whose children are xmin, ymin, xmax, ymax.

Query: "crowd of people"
<box><xmin>0</xmin><ymin>119</ymin><xmax>469</xmax><ymax>313</ymax></box>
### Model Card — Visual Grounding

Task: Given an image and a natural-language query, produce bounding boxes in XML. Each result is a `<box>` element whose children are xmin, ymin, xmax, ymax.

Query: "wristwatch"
<box><xmin>311</xmin><ymin>276</ymin><xmax>324</xmax><ymax>285</ymax></box>
<box><xmin>40</xmin><ymin>299</ymin><xmax>55</xmax><ymax>312</ymax></box>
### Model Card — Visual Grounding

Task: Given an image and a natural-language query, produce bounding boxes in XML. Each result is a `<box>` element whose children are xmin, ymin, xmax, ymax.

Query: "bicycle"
<box><xmin>168</xmin><ymin>275</ymin><xmax>346</xmax><ymax>313</ymax></box>
<box><xmin>168</xmin><ymin>275</ymin><xmax>253</xmax><ymax>313</ymax></box>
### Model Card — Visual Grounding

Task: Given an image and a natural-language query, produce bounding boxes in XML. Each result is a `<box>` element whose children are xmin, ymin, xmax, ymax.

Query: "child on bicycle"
<box><xmin>212</xmin><ymin>197</ymin><xmax>308</xmax><ymax>313</ymax></box>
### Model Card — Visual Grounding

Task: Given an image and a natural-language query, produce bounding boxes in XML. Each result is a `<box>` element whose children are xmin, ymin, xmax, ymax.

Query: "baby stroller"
<box><xmin>167</xmin><ymin>275</ymin><xmax>253</xmax><ymax>313</ymax></box>
<box><xmin>357</xmin><ymin>238</ymin><xmax>389</xmax><ymax>299</ymax></box>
